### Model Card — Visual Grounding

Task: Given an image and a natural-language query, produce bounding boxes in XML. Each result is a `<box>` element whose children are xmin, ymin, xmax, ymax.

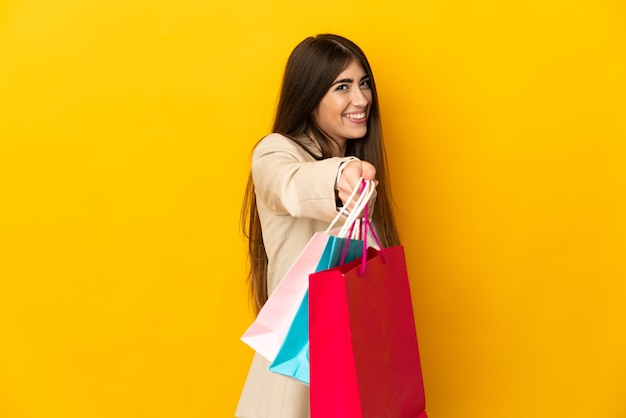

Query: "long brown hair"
<box><xmin>242</xmin><ymin>34</ymin><xmax>400</xmax><ymax>314</ymax></box>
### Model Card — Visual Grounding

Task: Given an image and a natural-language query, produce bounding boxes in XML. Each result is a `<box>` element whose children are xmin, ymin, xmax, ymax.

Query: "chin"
<box><xmin>350</xmin><ymin>132</ymin><xmax>368</xmax><ymax>140</ymax></box>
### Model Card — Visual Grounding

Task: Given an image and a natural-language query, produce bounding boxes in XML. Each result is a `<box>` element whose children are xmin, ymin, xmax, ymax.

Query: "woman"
<box><xmin>236</xmin><ymin>34</ymin><xmax>400</xmax><ymax>418</ymax></box>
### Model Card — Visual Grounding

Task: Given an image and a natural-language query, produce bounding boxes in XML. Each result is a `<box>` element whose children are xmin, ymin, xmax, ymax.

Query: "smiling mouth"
<box><xmin>345</xmin><ymin>112</ymin><xmax>366</xmax><ymax>120</ymax></box>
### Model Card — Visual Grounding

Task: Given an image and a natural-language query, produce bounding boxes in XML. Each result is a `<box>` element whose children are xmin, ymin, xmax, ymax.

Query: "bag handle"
<box><xmin>335</xmin><ymin>180</ymin><xmax>387</xmax><ymax>273</ymax></box>
<box><xmin>337</xmin><ymin>179</ymin><xmax>377</xmax><ymax>238</ymax></box>
<box><xmin>338</xmin><ymin>180</ymin><xmax>369</xmax><ymax>265</ymax></box>
<box><xmin>325</xmin><ymin>178</ymin><xmax>362</xmax><ymax>235</ymax></box>
<box><xmin>325</xmin><ymin>177</ymin><xmax>376</xmax><ymax>238</ymax></box>
<box><xmin>359</xmin><ymin>196</ymin><xmax>386</xmax><ymax>276</ymax></box>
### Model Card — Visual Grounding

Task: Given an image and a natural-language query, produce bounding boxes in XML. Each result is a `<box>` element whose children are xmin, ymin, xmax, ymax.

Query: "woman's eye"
<box><xmin>335</xmin><ymin>84</ymin><xmax>349</xmax><ymax>91</ymax></box>
<box><xmin>360</xmin><ymin>79</ymin><xmax>371</xmax><ymax>89</ymax></box>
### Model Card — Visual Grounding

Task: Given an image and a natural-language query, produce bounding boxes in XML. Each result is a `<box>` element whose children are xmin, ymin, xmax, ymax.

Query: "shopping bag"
<box><xmin>241</xmin><ymin>178</ymin><xmax>375</xmax><ymax>363</ymax></box>
<box><xmin>309</xmin><ymin>245</ymin><xmax>427</xmax><ymax>418</ymax></box>
<box><xmin>268</xmin><ymin>235</ymin><xmax>364</xmax><ymax>384</ymax></box>
<box><xmin>240</xmin><ymin>231</ymin><xmax>330</xmax><ymax>362</ymax></box>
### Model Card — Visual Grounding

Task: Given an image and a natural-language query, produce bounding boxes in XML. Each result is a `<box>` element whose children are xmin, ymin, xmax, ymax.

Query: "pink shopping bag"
<box><xmin>240</xmin><ymin>232</ymin><xmax>329</xmax><ymax>362</ymax></box>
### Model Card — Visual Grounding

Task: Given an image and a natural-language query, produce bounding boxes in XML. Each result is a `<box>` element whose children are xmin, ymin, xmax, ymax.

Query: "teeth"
<box><xmin>345</xmin><ymin>113</ymin><xmax>366</xmax><ymax>120</ymax></box>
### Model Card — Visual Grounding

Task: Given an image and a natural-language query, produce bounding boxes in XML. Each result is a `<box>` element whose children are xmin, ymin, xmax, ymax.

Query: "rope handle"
<box><xmin>325</xmin><ymin>177</ymin><xmax>363</xmax><ymax>234</ymax></box>
<box><xmin>359</xmin><ymin>195</ymin><xmax>386</xmax><ymax>276</ymax></box>
<box><xmin>326</xmin><ymin>177</ymin><xmax>376</xmax><ymax>237</ymax></box>
<box><xmin>335</xmin><ymin>180</ymin><xmax>387</xmax><ymax>275</ymax></box>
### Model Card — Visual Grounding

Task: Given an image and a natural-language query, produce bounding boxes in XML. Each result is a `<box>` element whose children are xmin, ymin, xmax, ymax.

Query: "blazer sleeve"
<box><xmin>252</xmin><ymin>133</ymin><xmax>355</xmax><ymax>221</ymax></box>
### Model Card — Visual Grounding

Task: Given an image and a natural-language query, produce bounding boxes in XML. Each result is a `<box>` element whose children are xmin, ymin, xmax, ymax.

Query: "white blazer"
<box><xmin>236</xmin><ymin>133</ymin><xmax>354</xmax><ymax>418</ymax></box>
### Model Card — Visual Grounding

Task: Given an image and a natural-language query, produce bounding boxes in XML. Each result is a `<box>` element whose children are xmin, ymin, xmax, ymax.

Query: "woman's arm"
<box><xmin>252</xmin><ymin>134</ymin><xmax>353</xmax><ymax>221</ymax></box>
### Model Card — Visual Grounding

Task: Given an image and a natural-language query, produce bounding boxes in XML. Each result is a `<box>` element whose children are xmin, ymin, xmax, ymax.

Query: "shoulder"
<box><xmin>255</xmin><ymin>133</ymin><xmax>295</xmax><ymax>152</ymax></box>
<box><xmin>253</xmin><ymin>133</ymin><xmax>320</xmax><ymax>161</ymax></box>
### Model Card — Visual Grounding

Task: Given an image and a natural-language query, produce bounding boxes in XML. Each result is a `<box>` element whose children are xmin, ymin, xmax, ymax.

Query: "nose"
<box><xmin>350</xmin><ymin>86</ymin><xmax>368</xmax><ymax>107</ymax></box>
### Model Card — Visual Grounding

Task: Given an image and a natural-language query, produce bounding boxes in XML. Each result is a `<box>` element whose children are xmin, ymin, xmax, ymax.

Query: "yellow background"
<box><xmin>1</xmin><ymin>0</ymin><xmax>625</xmax><ymax>417</ymax></box>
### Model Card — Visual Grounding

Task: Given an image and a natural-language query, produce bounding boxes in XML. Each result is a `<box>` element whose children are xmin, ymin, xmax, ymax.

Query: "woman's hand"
<box><xmin>337</xmin><ymin>160</ymin><xmax>377</xmax><ymax>212</ymax></box>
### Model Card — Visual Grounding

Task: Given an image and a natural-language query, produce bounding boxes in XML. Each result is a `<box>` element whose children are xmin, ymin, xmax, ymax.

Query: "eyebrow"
<box><xmin>331</xmin><ymin>75</ymin><xmax>369</xmax><ymax>86</ymax></box>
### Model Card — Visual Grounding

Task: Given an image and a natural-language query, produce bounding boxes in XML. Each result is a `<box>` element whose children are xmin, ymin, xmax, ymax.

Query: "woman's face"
<box><xmin>312</xmin><ymin>60</ymin><xmax>372</xmax><ymax>154</ymax></box>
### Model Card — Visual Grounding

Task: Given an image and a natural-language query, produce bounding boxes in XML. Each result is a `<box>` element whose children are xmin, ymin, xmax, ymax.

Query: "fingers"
<box><xmin>337</xmin><ymin>160</ymin><xmax>377</xmax><ymax>209</ymax></box>
<box><xmin>340</xmin><ymin>160</ymin><xmax>377</xmax><ymax>189</ymax></box>
<box><xmin>360</xmin><ymin>161</ymin><xmax>376</xmax><ymax>181</ymax></box>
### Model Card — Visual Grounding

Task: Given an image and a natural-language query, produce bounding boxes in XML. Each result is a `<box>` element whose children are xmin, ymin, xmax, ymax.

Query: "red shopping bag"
<box><xmin>309</xmin><ymin>245</ymin><xmax>427</xmax><ymax>418</ymax></box>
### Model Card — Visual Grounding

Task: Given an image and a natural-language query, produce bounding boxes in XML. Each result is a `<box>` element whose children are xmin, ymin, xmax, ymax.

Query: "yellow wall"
<box><xmin>1</xmin><ymin>0</ymin><xmax>625</xmax><ymax>417</ymax></box>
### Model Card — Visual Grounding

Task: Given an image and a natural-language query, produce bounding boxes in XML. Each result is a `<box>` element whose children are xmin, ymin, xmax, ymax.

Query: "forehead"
<box><xmin>334</xmin><ymin>60</ymin><xmax>368</xmax><ymax>79</ymax></box>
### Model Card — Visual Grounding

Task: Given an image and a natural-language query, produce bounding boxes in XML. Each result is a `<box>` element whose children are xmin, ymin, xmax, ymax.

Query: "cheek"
<box><xmin>321</xmin><ymin>100</ymin><xmax>341</xmax><ymax>120</ymax></box>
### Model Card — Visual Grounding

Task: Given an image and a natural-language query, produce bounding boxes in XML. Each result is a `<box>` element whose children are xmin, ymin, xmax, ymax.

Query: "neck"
<box><xmin>306</xmin><ymin>130</ymin><xmax>346</xmax><ymax>157</ymax></box>
<box><xmin>334</xmin><ymin>140</ymin><xmax>347</xmax><ymax>157</ymax></box>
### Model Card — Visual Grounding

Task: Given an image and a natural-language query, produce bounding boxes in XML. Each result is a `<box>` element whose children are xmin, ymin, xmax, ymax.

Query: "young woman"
<box><xmin>237</xmin><ymin>34</ymin><xmax>400</xmax><ymax>418</ymax></box>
